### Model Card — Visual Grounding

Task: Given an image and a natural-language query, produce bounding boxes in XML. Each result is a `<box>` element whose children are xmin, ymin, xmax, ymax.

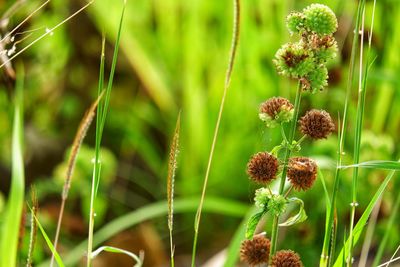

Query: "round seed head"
<box><xmin>299</xmin><ymin>109</ymin><xmax>335</xmax><ymax>139</ymax></box>
<box><xmin>301</xmin><ymin>65</ymin><xmax>329</xmax><ymax>93</ymax></box>
<box><xmin>308</xmin><ymin>34</ymin><xmax>338</xmax><ymax>62</ymax></box>
<box><xmin>247</xmin><ymin>152</ymin><xmax>279</xmax><ymax>184</ymax></box>
<box><xmin>273</xmin><ymin>42</ymin><xmax>315</xmax><ymax>78</ymax></box>
<box><xmin>303</xmin><ymin>4</ymin><xmax>338</xmax><ymax>35</ymax></box>
<box><xmin>271</xmin><ymin>250</ymin><xmax>303</xmax><ymax>267</ymax></box>
<box><xmin>287</xmin><ymin>157</ymin><xmax>318</xmax><ymax>191</ymax></box>
<box><xmin>286</xmin><ymin>12</ymin><xmax>305</xmax><ymax>34</ymax></box>
<box><xmin>259</xmin><ymin>97</ymin><xmax>294</xmax><ymax>127</ymax></box>
<box><xmin>240</xmin><ymin>235</ymin><xmax>271</xmax><ymax>266</ymax></box>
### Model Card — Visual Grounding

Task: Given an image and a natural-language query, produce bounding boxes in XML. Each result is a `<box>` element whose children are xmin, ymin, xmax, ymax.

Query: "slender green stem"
<box><xmin>319</xmin><ymin>1</ymin><xmax>365</xmax><ymax>265</ymax></box>
<box><xmin>191</xmin><ymin>1</ymin><xmax>240</xmax><ymax>265</ymax></box>
<box><xmin>269</xmin><ymin>82</ymin><xmax>302</xmax><ymax>262</ymax></box>
<box><xmin>169</xmin><ymin>229</ymin><xmax>175</xmax><ymax>267</ymax></box>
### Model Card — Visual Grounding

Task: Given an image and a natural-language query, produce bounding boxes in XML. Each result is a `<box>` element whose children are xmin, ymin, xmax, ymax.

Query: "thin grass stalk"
<box><xmin>26</xmin><ymin>188</ymin><xmax>38</xmax><ymax>267</ymax></box>
<box><xmin>0</xmin><ymin>0</ymin><xmax>50</xmax><ymax>45</ymax></box>
<box><xmin>0</xmin><ymin>0</ymin><xmax>94</xmax><ymax>70</ymax></box>
<box><xmin>358</xmin><ymin>196</ymin><xmax>382</xmax><ymax>267</ymax></box>
<box><xmin>378</xmin><ymin>245</ymin><xmax>400</xmax><ymax>267</ymax></box>
<box><xmin>87</xmin><ymin>3</ymin><xmax>126</xmax><ymax>266</ymax></box>
<box><xmin>372</xmin><ymin>190</ymin><xmax>400</xmax><ymax>267</ymax></box>
<box><xmin>348</xmin><ymin>0</ymin><xmax>377</xmax><ymax>262</ymax></box>
<box><xmin>269</xmin><ymin>82</ymin><xmax>302</xmax><ymax>262</ymax></box>
<box><xmin>50</xmin><ymin>93</ymin><xmax>103</xmax><ymax>267</ymax></box>
<box><xmin>167</xmin><ymin>113</ymin><xmax>181</xmax><ymax>267</ymax></box>
<box><xmin>191</xmin><ymin>0</ymin><xmax>240</xmax><ymax>266</ymax></box>
<box><xmin>319</xmin><ymin>2</ymin><xmax>365</xmax><ymax>265</ymax></box>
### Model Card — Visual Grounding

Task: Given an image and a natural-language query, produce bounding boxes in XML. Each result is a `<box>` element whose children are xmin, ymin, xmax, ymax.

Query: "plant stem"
<box><xmin>191</xmin><ymin>1</ymin><xmax>240</xmax><ymax>265</ymax></box>
<box><xmin>269</xmin><ymin>82</ymin><xmax>302</xmax><ymax>262</ymax></box>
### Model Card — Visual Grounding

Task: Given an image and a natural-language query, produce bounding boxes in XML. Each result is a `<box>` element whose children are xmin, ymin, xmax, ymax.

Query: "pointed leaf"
<box><xmin>245</xmin><ymin>210</ymin><xmax>266</xmax><ymax>239</ymax></box>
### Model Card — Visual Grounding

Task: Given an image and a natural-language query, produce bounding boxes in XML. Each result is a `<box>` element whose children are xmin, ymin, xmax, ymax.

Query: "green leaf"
<box><xmin>245</xmin><ymin>210</ymin><xmax>266</xmax><ymax>239</ymax></box>
<box><xmin>279</xmin><ymin>197</ymin><xmax>307</xmax><ymax>227</ymax></box>
<box><xmin>32</xmin><ymin>209</ymin><xmax>65</xmax><ymax>267</ymax></box>
<box><xmin>38</xmin><ymin>197</ymin><xmax>248</xmax><ymax>267</ymax></box>
<box><xmin>333</xmin><ymin>169</ymin><xmax>397</xmax><ymax>267</ymax></box>
<box><xmin>0</xmin><ymin>69</ymin><xmax>25</xmax><ymax>267</ymax></box>
<box><xmin>91</xmin><ymin>246</ymin><xmax>143</xmax><ymax>267</ymax></box>
<box><xmin>339</xmin><ymin>160</ymin><xmax>400</xmax><ymax>171</ymax></box>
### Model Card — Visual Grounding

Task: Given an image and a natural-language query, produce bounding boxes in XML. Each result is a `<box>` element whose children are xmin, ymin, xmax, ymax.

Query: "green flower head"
<box><xmin>303</xmin><ymin>4</ymin><xmax>338</xmax><ymax>35</ymax></box>
<box><xmin>267</xmin><ymin>194</ymin><xmax>287</xmax><ymax>217</ymax></box>
<box><xmin>259</xmin><ymin>97</ymin><xmax>294</xmax><ymax>127</ymax></box>
<box><xmin>273</xmin><ymin>42</ymin><xmax>315</xmax><ymax>78</ymax></box>
<box><xmin>301</xmin><ymin>65</ymin><xmax>328</xmax><ymax>93</ymax></box>
<box><xmin>254</xmin><ymin>187</ymin><xmax>272</xmax><ymax>210</ymax></box>
<box><xmin>286</xmin><ymin>12</ymin><xmax>305</xmax><ymax>34</ymax></box>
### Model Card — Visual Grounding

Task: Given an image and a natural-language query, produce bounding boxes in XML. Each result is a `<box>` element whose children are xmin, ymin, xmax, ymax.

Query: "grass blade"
<box><xmin>31</xmin><ymin>208</ymin><xmax>65</xmax><ymax>267</ymax></box>
<box><xmin>333</xmin><ymin>168</ymin><xmax>398</xmax><ymax>267</ymax></box>
<box><xmin>91</xmin><ymin>246</ymin><xmax>143</xmax><ymax>267</ymax></box>
<box><xmin>167</xmin><ymin>112</ymin><xmax>181</xmax><ymax>267</ymax></box>
<box><xmin>0</xmin><ymin>68</ymin><xmax>25</xmax><ymax>267</ymax></box>
<box><xmin>87</xmin><ymin>2</ymin><xmax>126</xmax><ymax>266</ymax></box>
<box><xmin>339</xmin><ymin>160</ymin><xmax>400</xmax><ymax>171</ymax></box>
<box><xmin>38</xmin><ymin>197</ymin><xmax>248</xmax><ymax>267</ymax></box>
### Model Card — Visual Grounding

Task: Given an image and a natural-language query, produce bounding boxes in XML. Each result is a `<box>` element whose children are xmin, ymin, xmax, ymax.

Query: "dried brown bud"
<box><xmin>287</xmin><ymin>157</ymin><xmax>317</xmax><ymax>191</ymax></box>
<box><xmin>299</xmin><ymin>109</ymin><xmax>335</xmax><ymax>139</ymax></box>
<box><xmin>240</xmin><ymin>235</ymin><xmax>271</xmax><ymax>266</ymax></box>
<box><xmin>260</xmin><ymin>97</ymin><xmax>294</xmax><ymax>119</ymax></box>
<box><xmin>271</xmin><ymin>250</ymin><xmax>303</xmax><ymax>267</ymax></box>
<box><xmin>247</xmin><ymin>152</ymin><xmax>279</xmax><ymax>184</ymax></box>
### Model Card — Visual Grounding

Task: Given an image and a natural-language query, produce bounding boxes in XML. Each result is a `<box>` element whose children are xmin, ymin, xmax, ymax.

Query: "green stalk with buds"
<box><xmin>239</xmin><ymin>4</ymin><xmax>338</xmax><ymax>266</ymax></box>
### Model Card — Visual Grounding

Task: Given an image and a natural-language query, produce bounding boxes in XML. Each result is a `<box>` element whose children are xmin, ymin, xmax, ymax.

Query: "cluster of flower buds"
<box><xmin>274</xmin><ymin>4</ymin><xmax>338</xmax><ymax>93</ymax></box>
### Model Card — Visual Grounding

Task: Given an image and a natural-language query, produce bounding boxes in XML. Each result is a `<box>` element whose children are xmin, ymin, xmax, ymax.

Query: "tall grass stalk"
<box><xmin>347</xmin><ymin>0</ymin><xmax>376</xmax><ymax>263</ymax></box>
<box><xmin>269</xmin><ymin>82</ymin><xmax>302</xmax><ymax>261</ymax></box>
<box><xmin>0</xmin><ymin>68</ymin><xmax>24</xmax><ymax>267</ymax></box>
<box><xmin>167</xmin><ymin>113</ymin><xmax>181</xmax><ymax>267</ymax></box>
<box><xmin>87</xmin><ymin>2</ymin><xmax>126</xmax><ymax>266</ymax></box>
<box><xmin>26</xmin><ymin>188</ymin><xmax>38</xmax><ymax>267</ymax></box>
<box><xmin>50</xmin><ymin>93</ymin><xmax>104</xmax><ymax>267</ymax></box>
<box><xmin>191</xmin><ymin>0</ymin><xmax>240</xmax><ymax>265</ymax></box>
<box><xmin>320</xmin><ymin>1</ymin><xmax>364</xmax><ymax>265</ymax></box>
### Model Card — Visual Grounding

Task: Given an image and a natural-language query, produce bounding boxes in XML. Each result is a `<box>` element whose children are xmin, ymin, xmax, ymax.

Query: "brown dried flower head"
<box><xmin>271</xmin><ymin>250</ymin><xmax>303</xmax><ymax>267</ymax></box>
<box><xmin>287</xmin><ymin>157</ymin><xmax>318</xmax><ymax>191</ymax></box>
<box><xmin>247</xmin><ymin>152</ymin><xmax>279</xmax><ymax>184</ymax></box>
<box><xmin>299</xmin><ymin>109</ymin><xmax>335</xmax><ymax>139</ymax></box>
<box><xmin>240</xmin><ymin>235</ymin><xmax>271</xmax><ymax>266</ymax></box>
<box><xmin>260</xmin><ymin>97</ymin><xmax>294</xmax><ymax>119</ymax></box>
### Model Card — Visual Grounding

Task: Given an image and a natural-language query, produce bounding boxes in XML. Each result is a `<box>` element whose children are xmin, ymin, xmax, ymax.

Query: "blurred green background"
<box><xmin>0</xmin><ymin>0</ymin><xmax>399</xmax><ymax>266</ymax></box>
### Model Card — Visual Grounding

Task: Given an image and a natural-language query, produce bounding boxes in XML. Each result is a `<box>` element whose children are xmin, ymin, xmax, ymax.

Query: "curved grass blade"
<box><xmin>38</xmin><ymin>197</ymin><xmax>248</xmax><ymax>267</ymax></box>
<box><xmin>31</xmin><ymin>207</ymin><xmax>65</xmax><ymax>267</ymax></box>
<box><xmin>0</xmin><ymin>67</ymin><xmax>24</xmax><ymax>267</ymax></box>
<box><xmin>91</xmin><ymin>246</ymin><xmax>143</xmax><ymax>267</ymax></box>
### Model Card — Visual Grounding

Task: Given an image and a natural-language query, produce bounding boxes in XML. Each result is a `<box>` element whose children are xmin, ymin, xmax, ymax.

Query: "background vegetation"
<box><xmin>0</xmin><ymin>0</ymin><xmax>399</xmax><ymax>266</ymax></box>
